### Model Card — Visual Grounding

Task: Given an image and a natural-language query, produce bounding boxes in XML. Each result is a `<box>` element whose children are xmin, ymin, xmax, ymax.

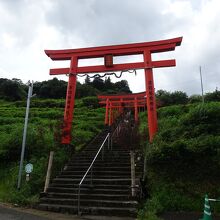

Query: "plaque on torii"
<box><xmin>45</xmin><ymin>37</ymin><xmax>182</xmax><ymax>144</ymax></box>
<box><xmin>98</xmin><ymin>92</ymin><xmax>146</xmax><ymax>125</ymax></box>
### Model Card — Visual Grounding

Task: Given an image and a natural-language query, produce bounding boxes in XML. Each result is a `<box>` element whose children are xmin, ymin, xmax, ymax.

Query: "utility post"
<box><xmin>199</xmin><ymin>66</ymin><xmax>205</xmax><ymax>104</ymax></box>
<box><xmin>17</xmin><ymin>81</ymin><xmax>33</xmax><ymax>190</ymax></box>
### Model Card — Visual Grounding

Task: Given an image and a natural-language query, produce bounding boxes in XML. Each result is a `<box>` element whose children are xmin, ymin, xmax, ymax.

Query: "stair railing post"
<box><xmin>44</xmin><ymin>151</ymin><xmax>54</xmax><ymax>193</ymax></box>
<box><xmin>108</xmin><ymin>133</ymin><xmax>110</xmax><ymax>150</ymax></box>
<box><xmin>102</xmin><ymin>142</ymin><xmax>104</xmax><ymax>160</ymax></box>
<box><xmin>78</xmin><ymin>185</ymin><xmax>81</xmax><ymax>215</ymax></box>
<box><xmin>90</xmin><ymin>165</ymin><xmax>93</xmax><ymax>185</ymax></box>
<box><xmin>130</xmin><ymin>150</ymin><xmax>136</xmax><ymax>197</ymax></box>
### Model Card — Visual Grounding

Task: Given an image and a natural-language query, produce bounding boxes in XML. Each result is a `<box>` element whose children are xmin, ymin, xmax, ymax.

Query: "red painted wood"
<box><xmin>61</xmin><ymin>57</ymin><xmax>78</xmax><ymax>144</ymax></box>
<box><xmin>99</xmin><ymin>99</ymin><xmax>146</xmax><ymax>104</ymax></box>
<box><xmin>98</xmin><ymin>92</ymin><xmax>146</xmax><ymax>100</ymax></box>
<box><xmin>105</xmin><ymin>98</ymin><xmax>109</xmax><ymax>125</ymax></box>
<box><xmin>134</xmin><ymin>97</ymin><xmax>138</xmax><ymax>122</ymax></box>
<box><xmin>49</xmin><ymin>59</ymin><xmax>176</xmax><ymax>75</ymax></box>
<box><xmin>45</xmin><ymin>37</ymin><xmax>182</xmax><ymax>60</ymax></box>
<box><xmin>144</xmin><ymin>50</ymin><xmax>158</xmax><ymax>143</ymax></box>
<box><xmin>45</xmin><ymin>37</ymin><xmax>182</xmax><ymax>144</ymax></box>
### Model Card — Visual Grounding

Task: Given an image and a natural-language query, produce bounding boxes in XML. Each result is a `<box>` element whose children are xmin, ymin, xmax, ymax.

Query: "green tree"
<box><xmin>170</xmin><ymin>91</ymin><xmax>188</xmax><ymax>105</ymax></box>
<box><xmin>104</xmin><ymin>77</ymin><xmax>114</xmax><ymax>90</ymax></box>
<box><xmin>156</xmin><ymin>90</ymin><xmax>188</xmax><ymax>106</ymax></box>
<box><xmin>92</xmin><ymin>77</ymin><xmax>105</xmax><ymax>91</ymax></box>
<box><xmin>0</xmin><ymin>78</ymin><xmax>26</xmax><ymax>101</ymax></box>
<box><xmin>114</xmin><ymin>80</ymin><xmax>131</xmax><ymax>93</ymax></box>
<box><xmin>205</xmin><ymin>89</ymin><xmax>220</xmax><ymax>102</ymax></box>
<box><xmin>189</xmin><ymin>94</ymin><xmax>202</xmax><ymax>103</ymax></box>
<box><xmin>35</xmin><ymin>78</ymin><xmax>67</xmax><ymax>98</ymax></box>
<box><xmin>84</xmin><ymin>75</ymin><xmax>91</xmax><ymax>85</ymax></box>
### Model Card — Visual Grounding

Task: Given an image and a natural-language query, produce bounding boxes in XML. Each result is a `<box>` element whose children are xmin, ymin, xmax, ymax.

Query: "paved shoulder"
<box><xmin>0</xmin><ymin>204</ymin><xmax>50</xmax><ymax>220</ymax></box>
<box><xmin>0</xmin><ymin>203</ymin><xmax>136</xmax><ymax>220</ymax></box>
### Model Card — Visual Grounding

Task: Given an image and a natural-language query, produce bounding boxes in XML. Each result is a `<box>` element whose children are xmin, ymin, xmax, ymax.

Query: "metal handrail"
<box><xmin>77</xmin><ymin>133</ymin><xmax>110</xmax><ymax>215</ymax></box>
<box><xmin>110</xmin><ymin>119</ymin><xmax>123</xmax><ymax>149</ymax></box>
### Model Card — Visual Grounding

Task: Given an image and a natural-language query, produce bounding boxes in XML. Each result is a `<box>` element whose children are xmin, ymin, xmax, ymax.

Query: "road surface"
<box><xmin>0</xmin><ymin>204</ymin><xmax>50</xmax><ymax>220</ymax></box>
<box><xmin>0</xmin><ymin>203</ymin><xmax>135</xmax><ymax>220</ymax></box>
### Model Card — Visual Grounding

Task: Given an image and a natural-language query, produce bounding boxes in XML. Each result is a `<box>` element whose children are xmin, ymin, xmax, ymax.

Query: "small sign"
<box><xmin>25</xmin><ymin>163</ymin><xmax>33</xmax><ymax>174</ymax></box>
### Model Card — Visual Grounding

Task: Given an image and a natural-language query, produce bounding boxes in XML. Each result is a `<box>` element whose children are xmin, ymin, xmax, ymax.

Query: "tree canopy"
<box><xmin>0</xmin><ymin>77</ymin><xmax>132</xmax><ymax>100</ymax></box>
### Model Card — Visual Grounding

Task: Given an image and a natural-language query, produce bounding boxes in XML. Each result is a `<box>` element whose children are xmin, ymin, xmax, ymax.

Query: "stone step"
<box><xmin>46</xmin><ymin>187</ymin><xmax>130</xmax><ymax>195</ymax></box>
<box><xmin>38</xmin><ymin>125</ymin><xmax>141</xmax><ymax>218</ymax></box>
<box><xmin>68</xmin><ymin>158</ymin><xmax>131</xmax><ymax>163</ymax></box>
<box><xmin>65</xmin><ymin>166</ymin><xmax>131</xmax><ymax>171</ymax></box>
<box><xmin>68</xmin><ymin>162</ymin><xmax>132</xmax><ymax>166</ymax></box>
<box><xmin>38</xmin><ymin>203</ymin><xmax>137</xmax><ymax>217</ymax></box>
<box><xmin>50</xmin><ymin>183</ymin><xmax>132</xmax><ymax>190</ymax></box>
<box><xmin>40</xmin><ymin>197</ymin><xmax>138</xmax><ymax>208</ymax></box>
<box><xmin>72</xmin><ymin>155</ymin><xmax>131</xmax><ymax>160</ymax></box>
<box><xmin>60</xmin><ymin>170</ymin><xmax>141</xmax><ymax>176</ymax></box>
<box><xmin>43</xmin><ymin>192</ymin><xmax>132</xmax><ymax>201</ymax></box>
<box><xmin>66</xmin><ymin>163</ymin><xmax>133</xmax><ymax>168</ymax></box>
<box><xmin>52</xmin><ymin>178</ymin><xmax>132</xmax><ymax>185</ymax></box>
<box><xmin>57</xmin><ymin>175</ymin><xmax>131</xmax><ymax>179</ymax></box>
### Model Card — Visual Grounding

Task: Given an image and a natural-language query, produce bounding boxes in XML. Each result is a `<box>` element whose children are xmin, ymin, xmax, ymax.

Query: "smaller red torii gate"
<box><xmin>45</xmin><ymin>37</ymin><xmax>182</xmax><ymax>144</ymax></box>
<box><xmin>98</xmin><ymin>92</ymin><xmax>146</xmax><ymax>125</ymax></box>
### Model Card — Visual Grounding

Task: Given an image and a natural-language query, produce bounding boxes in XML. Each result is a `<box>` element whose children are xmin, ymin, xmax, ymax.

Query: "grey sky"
<box><xmin>0</xmin><ymin>0</ymin><xmax>219</xmax><ymax>95</ymax></box>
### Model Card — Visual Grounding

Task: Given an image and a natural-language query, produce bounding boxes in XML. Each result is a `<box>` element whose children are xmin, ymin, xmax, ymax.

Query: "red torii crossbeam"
<box><xmin>98</xmin><ymin>92</ymin><xmax>146</xmax><ymax>125</ymax></box>
<box><xmin>45</xmin><ymin>37</ymin><xmax>182</xmax><ymax>144</ymax></box>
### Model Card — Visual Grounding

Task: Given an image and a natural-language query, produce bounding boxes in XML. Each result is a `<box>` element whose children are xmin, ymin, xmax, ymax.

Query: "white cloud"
<box><xmin>0</xmin><ymin>0</ymin><xmax>219</xmax><ymax>95</ymax></box>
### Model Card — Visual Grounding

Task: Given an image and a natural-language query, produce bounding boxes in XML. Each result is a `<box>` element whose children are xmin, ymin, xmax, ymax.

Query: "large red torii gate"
<box><xmin>45</xmin><ymin>37</ymin><xmax>182</xmax><ymax>144</ymax></box>
<box><xmin>98</xmin><ymin>92</ymin><xmax>146</xmax><ymax>125</ymax></box>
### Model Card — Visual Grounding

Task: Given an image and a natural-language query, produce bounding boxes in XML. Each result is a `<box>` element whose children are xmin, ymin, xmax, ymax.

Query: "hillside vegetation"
<box><xmin>138</xmin><ymin>101</ymin><xmax>220</xmax><ymax>219</ymax></box>
<box><xmin>0</xmin><ymin>77</ymin><xmax>131</xmax><ymax>101</ymax></box>
<box><xmin>0</xmin><ymin>98</ymin><xmax>105</xmax><ymax>205</ymax></box>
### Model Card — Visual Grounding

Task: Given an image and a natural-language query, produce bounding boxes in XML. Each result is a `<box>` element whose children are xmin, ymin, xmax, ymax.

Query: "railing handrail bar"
<box><xmin>78</xmin><ymin>132</ymin><xmax>110</xmax><ymax>215</ymax></box>
<box><xmin>111</xmin><ymin>126</ymin><xmax>118</xmax><ymax>138</ymax></box>
<box><xmin>79</xmin><ymin>133</ymin><xmax>110</xmax><ymax>186</ymax></box>
<box><xmin>111</xmin><ymin>119</ymin><xmax>122</xmax><ymax>138</ymax></box>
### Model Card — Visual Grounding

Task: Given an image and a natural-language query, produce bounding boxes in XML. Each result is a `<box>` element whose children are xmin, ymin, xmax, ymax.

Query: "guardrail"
<box><xmin>77</xmin><ymin>133</ymin><xmax>110</xmax><ymax>215</ymax></box>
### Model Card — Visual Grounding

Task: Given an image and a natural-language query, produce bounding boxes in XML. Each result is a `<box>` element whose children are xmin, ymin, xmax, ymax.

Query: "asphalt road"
<box><xmin>0</xmin><ymin>203</ymin><xmax>135</xmax><ymax>220</ymax></box>
<box><xmin>0</xmin><ymin>205</ymin><xmax>50</xmax><ymax>220</ymax></box>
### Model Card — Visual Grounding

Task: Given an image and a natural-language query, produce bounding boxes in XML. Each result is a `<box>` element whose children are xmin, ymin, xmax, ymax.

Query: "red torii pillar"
<box><xmin>45</xmin><ymin>37</ymin><xmax>182</xmax><ymax>144</ymax></box>
<box><xmin>105</xmin><ymin>98</ymin><xmax>109</xmax><ymax>125</ymax></box>
<box><xmin>134</xmin><ymin>97</ymin><xmax>138</xmax><ymax>122</ymax></box>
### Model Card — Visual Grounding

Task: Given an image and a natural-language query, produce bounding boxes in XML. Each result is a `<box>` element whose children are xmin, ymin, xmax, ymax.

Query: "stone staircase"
<box><xmin>38</xmin><ymin>128</ymin><xmax>143</xmax><ymax>217</ymax></box>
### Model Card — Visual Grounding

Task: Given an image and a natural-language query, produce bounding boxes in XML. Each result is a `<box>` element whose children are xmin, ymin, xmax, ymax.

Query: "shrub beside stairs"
<box><xmin>38</xmin><ymin>128</ymin><xmax>143</xmax><ymax>217</ymax></box>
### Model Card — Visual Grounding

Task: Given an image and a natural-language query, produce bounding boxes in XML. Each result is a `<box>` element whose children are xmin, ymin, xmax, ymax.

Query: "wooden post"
<box><xmin>44</xmin><ymin>151</ymin><xmax>54</xmax><ymax>192</ymax></box>
<box><xmin>130</xmin><ymin>151</ymin><xmax>136</xmax><ymax>197</ymax></box>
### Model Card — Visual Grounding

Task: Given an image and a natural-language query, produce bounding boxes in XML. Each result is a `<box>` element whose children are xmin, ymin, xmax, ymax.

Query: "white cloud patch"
<box><xmin>0</xmin><ymin>0</ymin><xmax>219</xmax><ymax>94</ymax></box>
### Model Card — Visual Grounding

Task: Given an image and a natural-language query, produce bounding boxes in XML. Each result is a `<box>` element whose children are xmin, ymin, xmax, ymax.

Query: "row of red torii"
<box><xmin>45</xmin><ymin>37</ymin><xmax>182</xmax><ymax>144</ymax></box>
<box><xmin>98</xmin><ymin>92</ymin><xmax>147</xmax><ymax>126</ymax></box>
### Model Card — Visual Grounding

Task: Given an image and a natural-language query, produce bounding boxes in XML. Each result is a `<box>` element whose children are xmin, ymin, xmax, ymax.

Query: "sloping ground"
<box><xmin>138</xmin><ymin>102</ymin><xmax>220</xmax><ymax>219</ymax></box>
<box><xmin>0</xmin><ymin>99</ymin><xmax>105</xmax><ymax>205</ymax></box>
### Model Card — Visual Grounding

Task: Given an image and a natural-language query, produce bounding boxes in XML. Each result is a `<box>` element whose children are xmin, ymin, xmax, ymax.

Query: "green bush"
<box><xmin>0</xmin><ymin>98</ymin><xmax>105</xmax><ymax>205</ymax></box>
<box><xmin>139</xmin><ymin>101</ymin><xmax>220</xmax><ymax>217</ymax></box>
<box><xmin>81</xmin><ymin>96</ymin><xmax>99</xmax><ymax>108</ymax></box>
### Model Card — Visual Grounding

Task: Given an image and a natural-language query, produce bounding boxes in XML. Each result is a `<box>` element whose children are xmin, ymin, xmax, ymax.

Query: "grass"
<box><xmin>138</xmin><ymin>102</ymin><xmax>220</xmax><ymax>219</ymax></box>
<box><xmin>0</xmin><ymin>98</ymin><xmax>105</xmax><ymax>205</ymax></box>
